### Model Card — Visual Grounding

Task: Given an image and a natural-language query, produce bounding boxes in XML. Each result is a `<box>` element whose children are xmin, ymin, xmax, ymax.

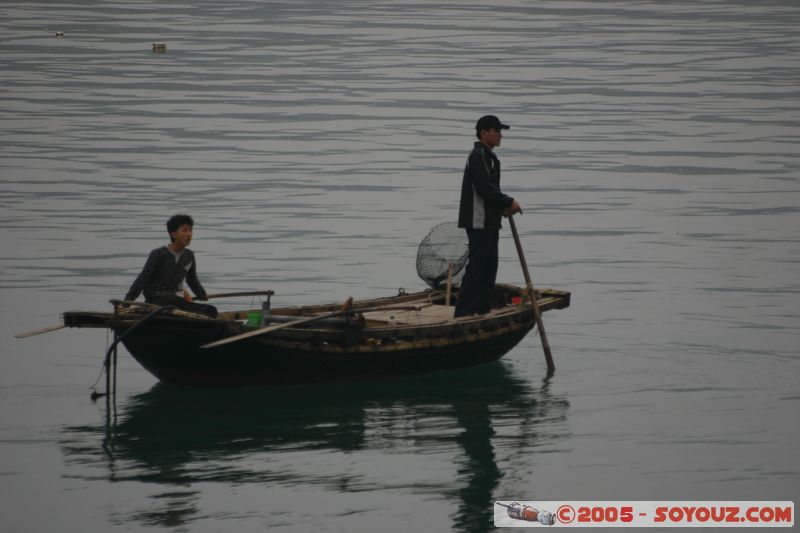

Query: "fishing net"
<box><xmin>416</xmin><ymin>222</ymin><xmax>469</xmax><ymax>289</ymax></box>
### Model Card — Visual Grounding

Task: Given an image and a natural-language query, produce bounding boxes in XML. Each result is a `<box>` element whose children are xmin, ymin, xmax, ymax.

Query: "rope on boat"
<box><xmin>90</xmin><ymin>304</ymin><xmax>177</xmax><ymax>401</ymax></box>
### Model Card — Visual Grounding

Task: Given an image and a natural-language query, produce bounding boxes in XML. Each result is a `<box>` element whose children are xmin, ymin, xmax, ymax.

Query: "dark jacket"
<box><xmin>124</xmin><ymin>246</ymin><xmax>207</xmax><ymax>302</ymax></box>
<box><xmin>458</xmin><ymin>142</ymin><xmax>514</xmax><ymax>230</ymax></box>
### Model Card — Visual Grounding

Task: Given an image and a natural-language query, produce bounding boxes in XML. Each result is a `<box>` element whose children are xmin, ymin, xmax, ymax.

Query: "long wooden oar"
<box><xmin>201</xmin><ymin>300</ymin><xmax>429</xmax><ymax>350</ymax></box>
<box><xmin>201</xmin><ymin>309</ymin><xmax>347</xmax><ymax>349</ymax></box>
<box><xmin>14</xmin><ymin>323</ymin><xmax>65</xmax><ymax>339</ymax></box>
<box><xmin>508</xmin><ymin>215</ymin><xmax>555</xmax><ymax>372</ymax></box>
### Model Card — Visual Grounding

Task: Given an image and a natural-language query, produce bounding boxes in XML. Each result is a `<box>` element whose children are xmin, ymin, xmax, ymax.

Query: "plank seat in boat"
<box><xmin>361</xmin><ymin>303</ymin><xmax>524</xmax><ymax>326</ymax></box>
<box><xmin>362</xmin><ymin>303</ymin><xmax>454</xmax><ymax>326</ymax></box>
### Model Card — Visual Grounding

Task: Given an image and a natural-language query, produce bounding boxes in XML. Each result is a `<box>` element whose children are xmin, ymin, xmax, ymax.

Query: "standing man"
<box><xmin>454</xmin><ymin>115</ymin><xmax>521</xmax><ymax>318</ymax></box>
<box><xmin>124</xmin><ymin>214</ymin><xmax>218</xmax><ymax>317</ymax></box>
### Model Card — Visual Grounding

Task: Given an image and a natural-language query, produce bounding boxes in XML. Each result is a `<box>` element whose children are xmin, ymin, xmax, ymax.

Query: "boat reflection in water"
<box><xmin>62</xmin><ymin>362</ymin><xmax>569</xmax><ymax>532</ymax></box>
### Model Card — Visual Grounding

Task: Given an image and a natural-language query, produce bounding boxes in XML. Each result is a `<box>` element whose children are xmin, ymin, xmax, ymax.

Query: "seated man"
<box><xmin>124</xmin><ymin>214</ymin><xmax>217</xmax><ymax>318</ymax></box>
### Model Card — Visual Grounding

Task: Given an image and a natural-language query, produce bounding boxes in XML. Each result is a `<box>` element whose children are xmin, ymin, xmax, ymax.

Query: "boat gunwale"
<box><xmin>62</xmin><ymin>284</ymin><xmax>570</xmax><ymax>345</ymax></box>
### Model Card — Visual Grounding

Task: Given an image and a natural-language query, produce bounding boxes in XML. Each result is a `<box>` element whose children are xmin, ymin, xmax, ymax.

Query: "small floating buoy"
<box><xmin>152</xmin><ymin>42</ymin><xmax>167</xmax><ymax>53</ymax></box>
<box><xmin>55</xmin><ymin>31</ymin><xmax>64</xmax><ymax>38</ymax></box>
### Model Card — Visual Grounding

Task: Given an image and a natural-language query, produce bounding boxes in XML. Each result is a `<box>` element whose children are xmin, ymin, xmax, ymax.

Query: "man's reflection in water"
<box><xmin>452</xmin><ymin>393</ymin><xmax>501</xmax><ymax>531</ymax></box>
<box><xmin>449</xmin><ymin>373</ymin><xmax>568</xmax><ymax>533</ymax></box>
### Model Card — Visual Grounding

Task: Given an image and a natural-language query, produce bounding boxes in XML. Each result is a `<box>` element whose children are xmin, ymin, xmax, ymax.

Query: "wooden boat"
<box><xmin>61</xmin><ymin>284</ymin><xmax>570</xmax><ymax>386</ymax></box>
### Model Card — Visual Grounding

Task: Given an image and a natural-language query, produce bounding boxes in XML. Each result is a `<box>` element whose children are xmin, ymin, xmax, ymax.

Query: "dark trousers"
<box><xmin>148</xmin><ymin>293</ymin><xmax>218</xmax><ymax>318</ymax></box>
<box><xmin>454</xmin><ymin>228</ymin><xmax>499</xmax><ymax>317</ymax></box>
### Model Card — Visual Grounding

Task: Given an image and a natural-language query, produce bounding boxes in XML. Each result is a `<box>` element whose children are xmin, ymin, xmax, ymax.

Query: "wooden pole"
<box><xmin>445</xmin><ymin>263</ymin><xmax>453</xmax><ymax>306</ymax></box>
<box><xmin>508</xmin><ymin>215</ymin><xmax>555</xmax><ymax>372</ymax></box>
<box><xmin>203</xmin><ymin>290</ymin><xmax>275</xmax><ymax>300</ymax></box>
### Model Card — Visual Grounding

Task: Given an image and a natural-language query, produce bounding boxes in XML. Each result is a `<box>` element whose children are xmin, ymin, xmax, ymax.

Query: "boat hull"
<box><xmin>121</xmin><ymin>324</ymin><xmax>532</xmax><ymax>386</ymax></box>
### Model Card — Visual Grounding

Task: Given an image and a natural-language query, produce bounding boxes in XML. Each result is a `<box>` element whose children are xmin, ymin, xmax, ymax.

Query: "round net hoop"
<box><xmin>416</xmin><ymin>222</ymin><xmax>469</xmax><ymax>289</ymax></box>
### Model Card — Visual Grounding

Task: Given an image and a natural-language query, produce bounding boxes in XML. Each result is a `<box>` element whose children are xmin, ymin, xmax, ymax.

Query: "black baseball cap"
<box><xmin>476</xmin><ymin>115</ymin><xmax>510</xmax><ymax>131</ymax></box>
